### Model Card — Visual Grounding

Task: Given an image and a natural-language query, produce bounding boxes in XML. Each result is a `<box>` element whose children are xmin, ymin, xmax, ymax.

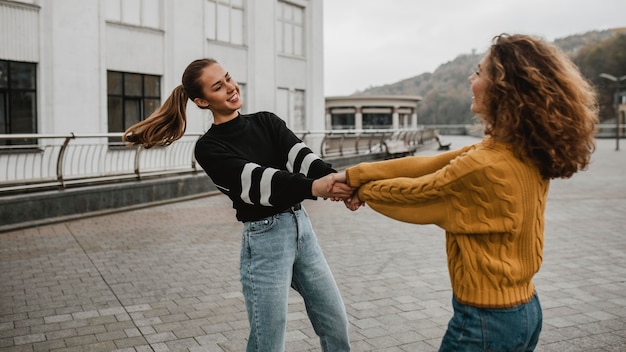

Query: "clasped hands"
<box><xmin>311</xmin><ymin>171</ymin><xmax>364</xmax><ymax>211</ymax></box>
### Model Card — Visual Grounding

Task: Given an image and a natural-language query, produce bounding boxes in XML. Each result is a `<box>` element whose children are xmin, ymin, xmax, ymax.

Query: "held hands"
<box><xmin>311</xmin><ymin>172</ymin><xmax>365</xmax><ymax>211</ymax></box>
<box><xmin>327</xmin><ymin>172</ymin><xmax>365</xmax><ymax>211</ymax></box>
<box><xmin>312</xmin><ymin>173</ymin><xmax>354</xmax><ymax>200</ymax></box>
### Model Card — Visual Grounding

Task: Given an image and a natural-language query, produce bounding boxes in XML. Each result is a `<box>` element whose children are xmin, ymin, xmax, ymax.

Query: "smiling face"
<box><xmin>193</xmin><ymin>62</ymin><xmax>242</xmax><ymax>123</ymax></box>
<box><xmin>468</xmin><ymin>55</ymin><xmax>490</xmax><ymax>115</ymax></box>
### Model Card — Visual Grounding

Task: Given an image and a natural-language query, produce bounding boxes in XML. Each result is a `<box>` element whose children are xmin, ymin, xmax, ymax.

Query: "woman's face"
<box><xmin>468</xmin><ymin>55</ymin><xmax>489</xmax><ymax>115</ymax></box>
<box><xmin>194</xmin><ymin>63</ymin><xmax>242</xmax><ymax>121</ymax></box>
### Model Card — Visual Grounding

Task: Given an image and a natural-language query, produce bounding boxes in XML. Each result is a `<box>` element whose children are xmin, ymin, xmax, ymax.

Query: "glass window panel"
<box><xmin>206</xmin><ymin>1</ymin><xmax>217</xmax><ymax>39</ymax></box>
<box><xmin>284</xmin><ymin>4</ymin><xmax>292</xmax><ymax>22</ymax></box>
<box><xmin>0</xmin><ymin>61</ymin><xmax>7</xmax><ymax>88</ymax></box>
<box><xmin>216</xmin><ymin>4</ymin><xmax>230</xmax><ymax>42</ymax></box>
<box><xmin>9</xmin><ymin>91</ymin><xmax>37</xmax><ymax>133</ymax></box>
<box><xmin>124</xmin><ymin>99</ymin><xmax>141</xmax><ymax>129</ymax></box>
<box><xmin>285</xmin><ymin>23</ymin><xmax>293</xmax><ymax>54</ymax></box>
<box><xmin>142</xmin><ymin>1</ymin><xmax>160</xmax><ymax>28</ymax></box>
<box><xmin>124</xmin><ymin>73</ymin><xmax>142</xmax><ymax>97</ymax></box>
<box><xmin>293</xmin><ymin>6</ymin><xmax>303</xmax><ymax>24</ymax></box>
<box><xmin>275</xmin><ymin>21</ymin><xmax>283</xmax><ymax>52</ymax></box>
<box><xmin>293</xmin><ymin>90</ymin><xmax>305</xmax><ymax>131</ymax></box>
<box><xmin>231</xmin><ymin>8</ymin><xmax>243</xmax><ymax>45</ymax></box>
<box><xmin>277</xmin><ymin>2</ymin><xmax>284</xmax><ymax>20</ymax></box>
<box><xmin>0</xmin><ymin>93</ymin><xmax>6</xmax><ymax>134</ymax></box>
<box><xmin>11</xmin><ymin>63</ymin><xmax>36</xmax><ymax>90</ymax></box>
<box><xmin>363</xmin><ymin>113</ymin><xmax>392</xmax><ymax>129</ymax></box>
<box><xmin>107</xmin><ymin>97</ymin><xmax>123</xmax><ymax>132</ymax></box>
<box><xmin>231</xmin><ymin>0</ymin><xmax>243</xmax><ymax>7</ymax></box>
<box><xmin>107</xmin><ymin>71</ymin><xmax>123</xmax><ymax>95</ymax></box>
<box><xmin>332</xmin><ymin>114</ymin><xmax>355</xmax><ymax>130</ymax></box>
<box><xmin>105</xmin><ymin>0</ymin><xmax>121</xmax><ymax>21</ymax></box>
<box><xmin>108</xmin><ymin>72</ymin><xmax>161</xmax><ymax>133</ymax></box>
<box><xmin>143</xmin><ymin>99</ymin><xmax>160</xmax><ymax>119</ymax></box>
<box><xmin>122</xmin><ymin>0</ymin><xmax>141</xmax><ymax>26</ymax></box>
<box><xmin>143</xmin><ymin>75</ymin><xmax>160</xmax><ymax>97</ymax></box>
<box><xmin>294</xmin><ymin>26</ymin><xmax>303</xmax><ymax>56</ymax></box>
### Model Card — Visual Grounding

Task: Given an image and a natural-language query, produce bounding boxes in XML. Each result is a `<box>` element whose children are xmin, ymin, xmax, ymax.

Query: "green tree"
<box><xmin>575</xmin><ymin>33</ymin><xmax>626</xmax><ymax>122</ymax></box>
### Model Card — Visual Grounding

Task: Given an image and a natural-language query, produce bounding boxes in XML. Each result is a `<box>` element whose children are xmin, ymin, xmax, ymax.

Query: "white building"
<box><xmin>0</xmin><ymin>0</ymin><xmax>325</xmax><ymax>140</ymax></box>
<box><xmin>325</xmin><ymin>95</ymin><xmax>421</xmax><ymax>130</ymax></box>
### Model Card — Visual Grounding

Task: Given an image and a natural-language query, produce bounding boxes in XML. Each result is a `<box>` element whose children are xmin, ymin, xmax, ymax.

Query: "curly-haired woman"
<box><xmin>333</xmin><ymin>33</ymin><xmax>599</xmax><ymax>351</ymax></box>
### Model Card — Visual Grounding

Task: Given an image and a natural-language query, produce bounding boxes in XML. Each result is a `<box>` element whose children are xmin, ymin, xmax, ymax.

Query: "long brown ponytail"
<box><xmin>123</xmin><ymin>58</ymin><xmax>218</xmax><ymax>148</ymax></box>
<box><xmin>122</xmin><ymin>85</ymin><xmax>188</xmax><ymax>148</ymax></box>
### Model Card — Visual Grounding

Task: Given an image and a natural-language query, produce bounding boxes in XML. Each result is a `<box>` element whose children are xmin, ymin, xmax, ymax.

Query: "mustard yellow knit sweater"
<box><xmin>346</xmin><ymin>138</ymin><xmax>549</xmax><ymax>308</ymax></box>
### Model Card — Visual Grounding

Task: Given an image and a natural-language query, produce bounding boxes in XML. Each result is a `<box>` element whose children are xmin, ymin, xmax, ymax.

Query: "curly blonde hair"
<box><xmin>481</xmin><ymin>34</ymin><xmax>598</xmax><ymax>179</ymax></box>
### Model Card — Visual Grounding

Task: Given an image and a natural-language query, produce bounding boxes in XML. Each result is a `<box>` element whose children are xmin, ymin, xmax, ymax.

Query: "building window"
<box><xmin>292</xmin><ymin>89</ymin><xmax>305</xmax><ymax>131</ymax></box>
<box><xmin>206</xmin><ymin>0</ymin><xmax>244</xmax><ymax>45</ymax></box>
<box><xmin>276</xmin><ymin>1</ymin><xmax>304</xmax><ymax>56</ymax></box>
<box><xmin>331</xmin><ymin>113</ymin><xmax>355</xmax><ymax>130</ymax></box>
<box><xmin>276</xmin><ymin>88</ymin><xmax>305</xmax><ymax>130</ymax></box>
<box><xmin>105</xmin><ymin>0</ymin><xmax>162</xmax><ymax>29</ymax></box>
<box><xmin>0</xmin><ymin>60</ymin><xmax>37</xmax><ymax>146</ymax></box>
<box><xmin>363</xmin><ymin>109</ymin><xmax>393</xmax><ymax>129</ymax></box>
<box><xmin>107</xmin><ymin>71</ymin><xmax>161</xmax><ymax>137</ymax></box>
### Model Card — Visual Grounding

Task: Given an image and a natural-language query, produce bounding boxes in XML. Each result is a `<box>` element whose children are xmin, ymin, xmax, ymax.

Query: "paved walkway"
<box><xmin>1</xmin><ymin>136</ymin><xmax>625</xmax><ymax>352</ymax></box>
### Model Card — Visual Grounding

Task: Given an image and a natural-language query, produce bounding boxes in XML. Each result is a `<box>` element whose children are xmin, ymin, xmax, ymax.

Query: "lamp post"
<box><xmin>599</xmin><ymin>73</ymin><xmax>626</xmax><ymax>151</ymax></box>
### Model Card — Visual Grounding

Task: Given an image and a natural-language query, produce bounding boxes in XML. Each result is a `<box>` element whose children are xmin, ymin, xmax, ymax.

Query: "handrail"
<box><xmin>0</xmin><ymin>128</ymin><xmax>440</xmax><ymax>194</ymax></box>
<box><xmin>56</xmin><ymin>133</ymin><xmax>74</xmax><ymax>187</ymax></box>
<box><xmin>0</xmin><ymin>133</ymin><xmax>204</xmax><ymax>194</ymax></box>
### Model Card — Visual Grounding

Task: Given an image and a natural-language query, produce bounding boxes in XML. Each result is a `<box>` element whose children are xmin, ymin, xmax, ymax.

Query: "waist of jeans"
<box><xmin>280</xmin><ymin>203</ymin><xmax>302</xmax><ymax>213</ymax></box>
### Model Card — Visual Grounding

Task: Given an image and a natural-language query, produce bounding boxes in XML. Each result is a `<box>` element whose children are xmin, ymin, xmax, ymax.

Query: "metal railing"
<box><xmin>0</xmin><ymin>133</ymin><xmax>202</xmax><ymax>194</ymax></box>
<box><xmin>0</xmin><ymin>128</ymin><xmax>438</xmax><ymax>194</ymax></box>
<box><xmin>318</xmin><ymin>128</ymin><xmax>436</xmax><ymax>158</ymax></box>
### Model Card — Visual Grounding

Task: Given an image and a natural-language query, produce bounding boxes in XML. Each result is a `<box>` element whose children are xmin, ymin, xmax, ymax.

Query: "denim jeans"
<box><xmin>439</xmin><ymin>294</ymin><xmax>542</xmax><ymax>352</ymax></box>
<box><xmin>240</xmin><ymin>207</ymin><xmax>350</xmax><ymax>352</ymax></box>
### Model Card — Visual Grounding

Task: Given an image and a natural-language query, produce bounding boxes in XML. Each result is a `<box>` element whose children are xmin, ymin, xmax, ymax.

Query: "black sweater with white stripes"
<box><xmin>194</xmin><ymin>112</ymin><xmax>335</xmax><ymax>222</ymax></box>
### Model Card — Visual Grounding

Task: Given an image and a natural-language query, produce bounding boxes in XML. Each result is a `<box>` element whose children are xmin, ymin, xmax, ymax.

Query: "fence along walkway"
<box><xmin>0</xmin><ymin>128</ymin><xmax>436</xmax><ymax>194</ymax></box>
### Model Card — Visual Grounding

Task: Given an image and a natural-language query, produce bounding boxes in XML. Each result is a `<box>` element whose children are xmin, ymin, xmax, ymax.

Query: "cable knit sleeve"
<box><xmin>355</xmin><ymin>144</ymin><xmax>522</xmax><ymax>235</ymax></box>
<box><xmin>346</xmin><ymin>146</ymin><xmax>472</xmax><ymax>187</ymax></box>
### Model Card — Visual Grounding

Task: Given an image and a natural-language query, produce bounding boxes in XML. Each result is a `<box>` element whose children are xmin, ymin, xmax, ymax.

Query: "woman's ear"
<box><xmin>193</xmin><ymin>98</ymin><xmax>210</xmax><ymax>109</ymax></box>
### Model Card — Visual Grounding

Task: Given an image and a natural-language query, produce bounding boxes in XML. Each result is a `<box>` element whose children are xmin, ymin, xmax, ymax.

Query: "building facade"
<box><xmin>325</xmin><ymin>95</ymin><xmax>422</xmax><ymax>130</ymax></box>
<box><xmin>0</xmin><ymin>0</ymin><xmax>324</xmax><ymax>142</ymax></box>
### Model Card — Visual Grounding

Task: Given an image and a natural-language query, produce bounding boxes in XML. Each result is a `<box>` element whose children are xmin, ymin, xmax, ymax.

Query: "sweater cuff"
<box><xmin>303</xmin><ymin>178</ymin><xmax>317</xmax><ymax>200</ymax></box>
<box><xmin>345</xmin><ymin>167</ymin><xmax>361</xmax><ymax>187</ymax></box>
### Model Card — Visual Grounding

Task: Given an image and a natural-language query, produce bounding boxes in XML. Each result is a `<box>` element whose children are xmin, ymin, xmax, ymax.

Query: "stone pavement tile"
<box><xmin>0</xmin><ymin>137</ymin><xmax>625</xmax><ymax>351</ymax></box>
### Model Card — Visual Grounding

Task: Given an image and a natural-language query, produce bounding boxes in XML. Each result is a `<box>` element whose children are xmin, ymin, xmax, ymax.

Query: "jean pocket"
<box><xmin>480</xmin><ymin>303</ymin><xmax>528</xmax><ymax>352</ymax></box>
<box><xmin>244</xmin><ymin>215</ymin><xmax>277</xmax><ymax>236</ymax></box>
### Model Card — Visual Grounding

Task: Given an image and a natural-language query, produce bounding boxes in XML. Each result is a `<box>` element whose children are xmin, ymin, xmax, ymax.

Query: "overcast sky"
<box><xmin>323</xmin><ymin>0</ymin><xmax>626</xmax><ymax>96</ymax></box>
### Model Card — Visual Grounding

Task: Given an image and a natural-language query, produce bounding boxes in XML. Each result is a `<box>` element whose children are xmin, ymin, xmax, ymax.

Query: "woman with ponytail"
<box><xmin>124</xmin><ymin>58</ymin><xmax>352</xmax><ymax>351</ymax></box>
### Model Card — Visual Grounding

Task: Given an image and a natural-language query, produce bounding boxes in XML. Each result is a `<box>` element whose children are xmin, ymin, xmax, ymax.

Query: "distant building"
<box><xmin>325</xmin><ymin>95</ymin><xmax>422</xmax><ymax>130</ymax></box>
<box><xmin>0</xmin><ymin>0</ymin><xmax>325</xmax><ymax>142</ymax></box>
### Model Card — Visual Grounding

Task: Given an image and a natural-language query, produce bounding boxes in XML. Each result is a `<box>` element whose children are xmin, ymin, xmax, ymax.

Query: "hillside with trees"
<box><xmin>356</xmin><ymin>29</ymin><xmax>626</xmax><ymax>124</ymax></box>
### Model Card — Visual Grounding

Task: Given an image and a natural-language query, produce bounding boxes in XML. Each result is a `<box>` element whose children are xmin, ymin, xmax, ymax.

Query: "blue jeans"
<box><xmin>240</xmin><ymin>207</ymin><xmax>350</xmax><ymax>352</ymax></box>
<box><xmin>439</xmin><ymin>294</ymin><xmax>542</xmax><ymax>352</ymax></box>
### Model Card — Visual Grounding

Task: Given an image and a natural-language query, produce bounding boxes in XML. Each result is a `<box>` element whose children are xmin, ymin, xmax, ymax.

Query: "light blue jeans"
<box><xmin>439</xmin><ymin>294</ymin><xmax>542</xmax><ymax>352</ymax></box>
<box><xmin>240</xmin><ymin>207</ymin><xmax>350</xmax><ymax>352</ymax></box>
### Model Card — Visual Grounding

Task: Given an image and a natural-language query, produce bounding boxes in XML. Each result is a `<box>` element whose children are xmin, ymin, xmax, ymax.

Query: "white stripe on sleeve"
<box><xmin>259</xmin><ymin>168</ymin><xmax>278</xmax><ymax>206</ymax></box>
<box><xmin>286</xmin><ymin>142</ymin><xmax>307</xmax><ymax>173</ymax></box>
<box><xmin>240</xmin><ymin>162</ymin><xmax>279</xmax><ymax>206</ymax></box>
<box><xmin>299</xmin><ymin>153</ymin><xmax>320</xmax><ymax>177</ymax></box>
<box><xmin>240</xmin><ymin>163</ymin><xmax>259</xmax><ymax>204</ymax></box>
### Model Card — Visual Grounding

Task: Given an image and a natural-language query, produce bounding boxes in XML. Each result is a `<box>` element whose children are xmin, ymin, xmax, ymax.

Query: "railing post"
<box><xmin>133</xmin><ymin>145</ymin><xmax>142</xmax><ymax>180</ymax></box>
<box><xmin>320</xmin><ymin>134</ymin><xmax>329</xmax><ymax>158</ymax></box>
<box><xmin>339</xmin><ymin>134</ymin><xmax>345</xmax><ymax>156</ymax></box>
<box><xmin>56</xmin><ymin>133</ymin><xmax>75</xmax><ymax>188</ymax></box>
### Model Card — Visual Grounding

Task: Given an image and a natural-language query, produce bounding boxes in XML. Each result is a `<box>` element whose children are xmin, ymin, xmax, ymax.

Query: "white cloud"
<box><xmin>323</xmin><ymin>0</ymin><xmax>626</xmax><ymax>96</ymax></box>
